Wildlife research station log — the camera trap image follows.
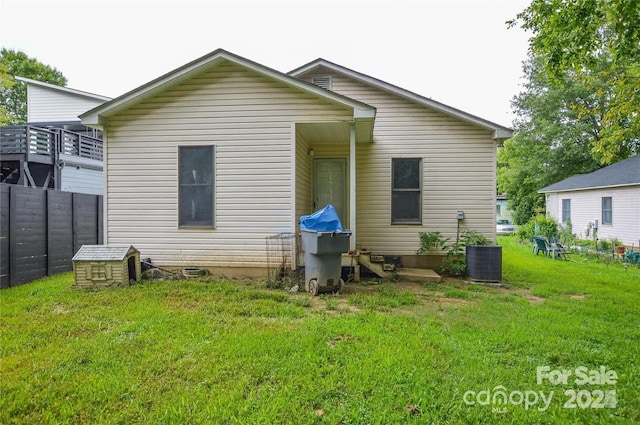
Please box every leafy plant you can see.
[460,229,491,246]
[415,231,450,255]
[559,218,575,245]
[598,239,612,252]
[416,228,491,276]
[440,250,466,276]
[609,237,623,249]
[515,214,559,243]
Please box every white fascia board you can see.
[80,55,228,123]
[290,60,512,136]
[354,107,376,120]
[15,76,112,101]
[538,183,640,194]
[80,49,375,126]
[493,128,513,140]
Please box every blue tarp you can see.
[299,204,344,232]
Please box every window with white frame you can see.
[179,146,215,227]
[562,199,571,223]
[601,196,612,225]
[391,158,422,224]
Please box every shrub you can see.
[515,214,559,242]
[416,228,491,276]
[416,231,449,254]
[460,229,491,246]
[559,219,575,245]
[598,239,612,252]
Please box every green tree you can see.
[0,59,14,126]
[498,57,601,224]
[0,49,67,124]
[510,0,640,164]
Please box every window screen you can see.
[179,146,214,227]
[391,158,421,224]
[601,196,612,225]
[562,199,571,223]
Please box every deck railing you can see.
[57,129,103,161]
[0,125,56,156]
[0,125,103,161]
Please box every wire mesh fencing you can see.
[265,232,301,289]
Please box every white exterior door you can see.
[314,158,347,226]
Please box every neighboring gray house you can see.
[80,49,512,276]
[539,155,640,247]
[0,77,110,195]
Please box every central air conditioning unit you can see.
[466,245,502,283]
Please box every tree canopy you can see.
[500,1,639,224]
[498,57,602,224]
[510,0,640,164]
[0,49,67,125]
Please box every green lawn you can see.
[1,237,638,424]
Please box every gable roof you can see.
[289,58,513,140]
[16,76,112,102]
[72,245,139,261]
[80,49,376,128]
[539,155,640,193]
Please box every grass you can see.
[1,237,639,424]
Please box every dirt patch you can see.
[525,295,545,305]
[435,296,474,307]
[51,303,73,314]
[569,294,588,300]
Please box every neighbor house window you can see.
[179,146,215,227]
[391,158,422,224]
[496,204,502,215]
[562,199,571,223]
[601,196,612,225]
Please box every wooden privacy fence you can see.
[0,183,103,288]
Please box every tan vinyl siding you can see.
[302,71,497,255]
[27,84,106,123]
[294,132,312,228]
[105,61,353,268]
[545,187,640,246]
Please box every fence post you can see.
[0,184,103,288]
[8,185,16,287]
[72,192,79,255]
[47,189,53,276]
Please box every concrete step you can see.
[396,268,441,283]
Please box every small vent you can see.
[311,76,332,90]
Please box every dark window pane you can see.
[180,146,213,184]
[562,199,571,223]
[393,158,420,189]
[179,146,214,227]
[601,197,612,224]
[179,186,213,226]
[392,192,420,222]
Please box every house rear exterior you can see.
[539,155,640,247]
[80,49,511,275]
[0,77,110,195]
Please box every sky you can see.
[1,0,532,127]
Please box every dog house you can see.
[72,245,141,288]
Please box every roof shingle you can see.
[539,155,640,193]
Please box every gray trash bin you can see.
[301,229,351,295]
